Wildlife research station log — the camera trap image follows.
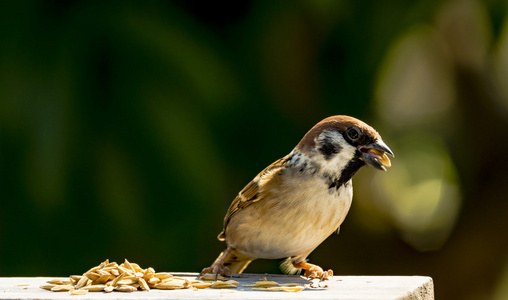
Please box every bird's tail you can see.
[213,246,253,274]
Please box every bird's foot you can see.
[293,261,333,281]
[199,264,231,280]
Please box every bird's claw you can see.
[293,261,333,281]
[311,268,333,281]
[305,266,333,280]
[199,265,231,280]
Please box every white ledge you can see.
[0,273,434,300]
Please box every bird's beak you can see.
[359,140,394,171]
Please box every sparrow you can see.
[200,115,393,280]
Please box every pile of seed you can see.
[39,259,239,295]
[40,259,307,295]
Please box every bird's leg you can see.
[199,246,233,279]
[293,261,333,280]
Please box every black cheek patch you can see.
[319,138,341,160]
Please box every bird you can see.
[200,115,393,280]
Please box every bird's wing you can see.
[218,157,287,241]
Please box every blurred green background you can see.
[1,0,508,299]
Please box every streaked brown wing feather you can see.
[218,157,286,241]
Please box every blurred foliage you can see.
[0,1,507,299]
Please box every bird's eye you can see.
[347,128,360,140]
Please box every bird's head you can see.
[295,116,393,181]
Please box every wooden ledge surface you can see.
[0,273,434,300]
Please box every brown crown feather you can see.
[296,115,381,153]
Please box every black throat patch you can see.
[327,159,365,190]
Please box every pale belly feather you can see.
[226,175,353,259]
